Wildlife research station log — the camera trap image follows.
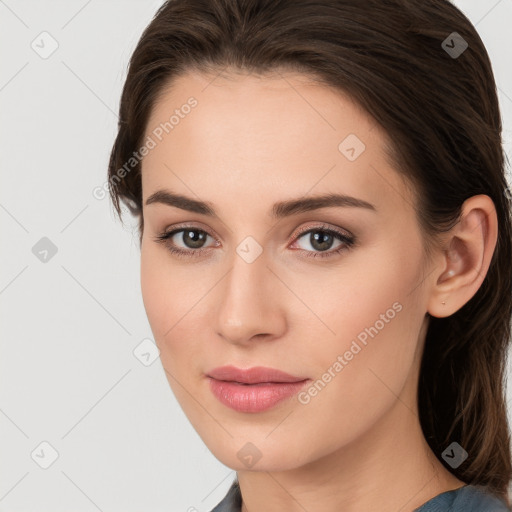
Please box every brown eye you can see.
[174,229,209,249]
[298,230,338,252]
[291,224,355,260]
[154,226,217,258]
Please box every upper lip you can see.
[207,365,308,384]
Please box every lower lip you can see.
[208,377,310,413]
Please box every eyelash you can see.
[153,223,356,260]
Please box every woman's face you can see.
[140,69,435,471]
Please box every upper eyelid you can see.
[293,223,353,238]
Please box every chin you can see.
[200,432,314,473]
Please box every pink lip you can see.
[206,365,310,413]
[207,365,307,384]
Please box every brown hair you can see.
[107,0,512,504]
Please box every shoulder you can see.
[208,480,242,512]
[453,485,511,512]
[207,481,511,512]
[416,484,511,512]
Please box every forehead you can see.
[145,68,380,147]
[141,69,414,219]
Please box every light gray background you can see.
[1,1,511,511]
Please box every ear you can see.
[427,194,498,318]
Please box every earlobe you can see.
[426,195,498,319]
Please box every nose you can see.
[214,250,287,346]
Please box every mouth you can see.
[206,366,311,413]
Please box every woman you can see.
[107,0,512,510]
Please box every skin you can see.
[139,68,497,512]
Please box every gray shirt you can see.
[209,481,511,512]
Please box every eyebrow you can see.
[145,189,377,219]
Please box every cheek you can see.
[299,232,421,346]
[296,235,426,424]
[140,244,168,337]
[140,240,192,331]
[140,243,189,356]
[140,243,207,374]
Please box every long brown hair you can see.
[107,0,512,504]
